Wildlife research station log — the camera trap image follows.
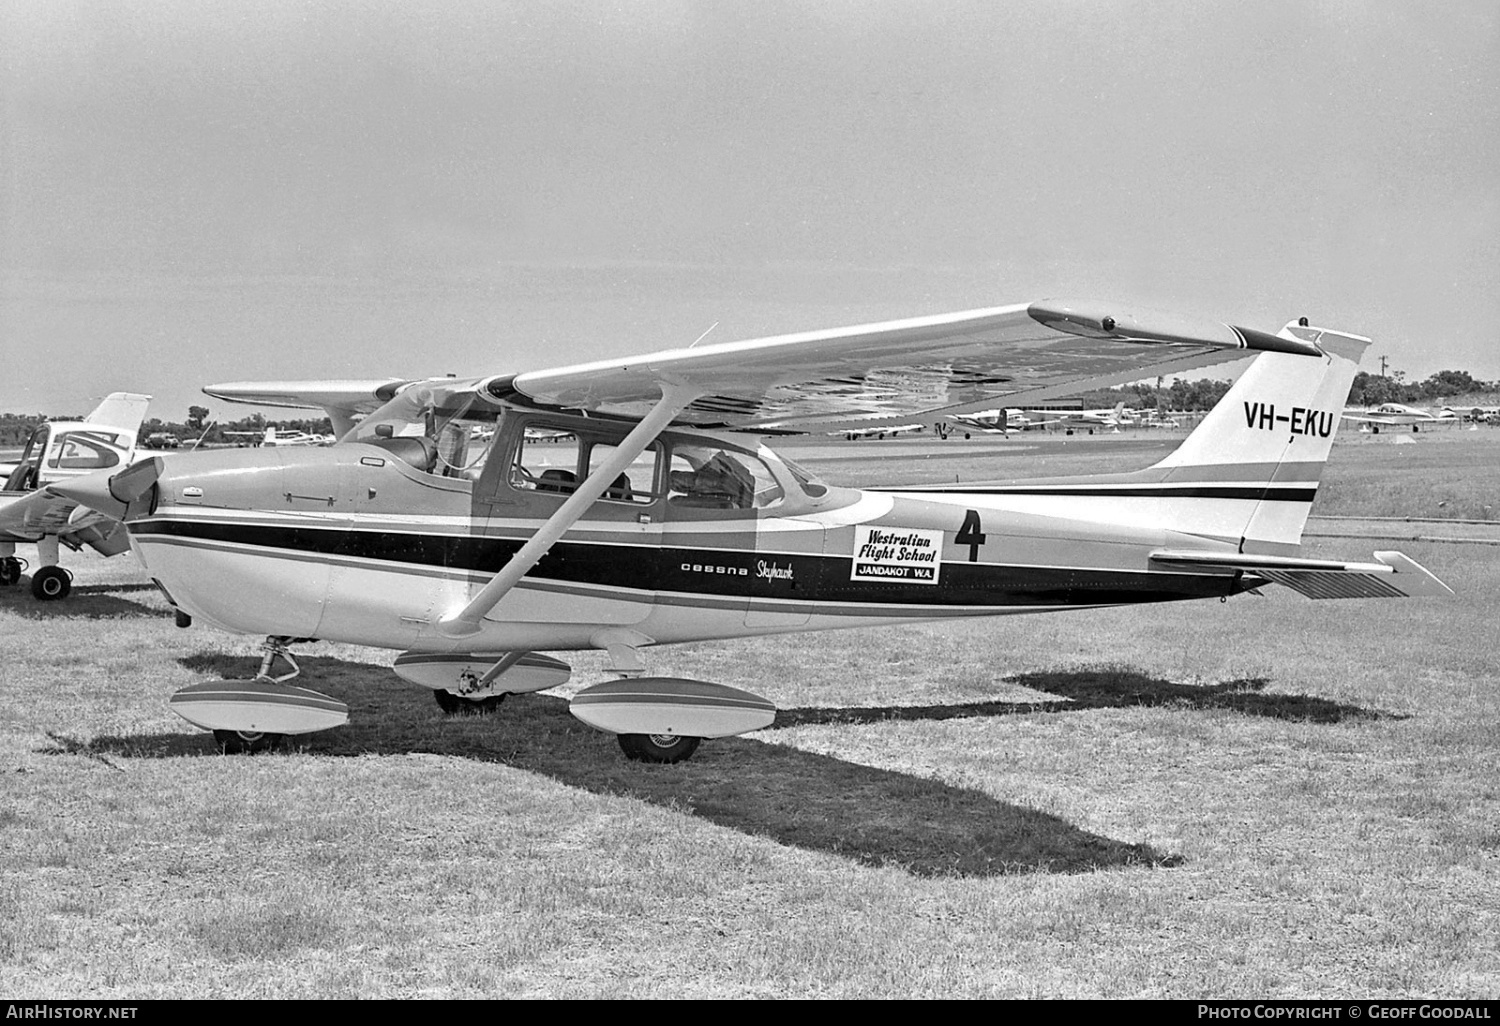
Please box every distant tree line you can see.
[4,366,1499,448]
[1071,368,1500,413]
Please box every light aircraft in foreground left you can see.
[0,392,152,600]
[57,301,1452,759]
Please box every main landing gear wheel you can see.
[433,689,507,715]
[617,733,701,764]
[212,729,285,755]
[30,566,71,601]
[0,557,24,587]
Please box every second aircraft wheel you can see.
[30,566,71,601]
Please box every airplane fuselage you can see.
[128,421,1254,655]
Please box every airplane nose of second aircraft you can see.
[50,456,164,522]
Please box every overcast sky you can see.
[3,0,1497,419]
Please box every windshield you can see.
[774,452,829,498]
[348,380,500,477]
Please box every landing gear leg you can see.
[432,650,527,715]
[255,636,304,684]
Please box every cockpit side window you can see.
[509,428,582,494]
[667,445,784,510]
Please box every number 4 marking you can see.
[956,509,987,562]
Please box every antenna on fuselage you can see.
[688,322,719,349]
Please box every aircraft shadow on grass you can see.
[771,668,1403,728]
[50,655,1393,879]
[0,583,163,620]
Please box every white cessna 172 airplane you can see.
[56,301,1451,759]
[1,392,152,600]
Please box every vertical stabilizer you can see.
[84,392,153,436]
[1153,322,1369,553]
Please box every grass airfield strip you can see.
[1,435,1498,998]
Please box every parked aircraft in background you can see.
[0,392,152,600]
[1340,403,1460,432]
[840,423,925,441]
[953,402,1135,436]
[58,301,1450,760]
[262,427,332,447]
[945,408,1060,436]
[216,427,333,447]
[1048,401,1133,430]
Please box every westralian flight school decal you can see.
[851,526,943,584]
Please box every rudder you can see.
[1152,322,1369,554]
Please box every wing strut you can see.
[438,385,698,638]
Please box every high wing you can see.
[201,379,413,438]
[495,299,1322,431]
[202,300,1325,435]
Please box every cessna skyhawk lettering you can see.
[56,300,1451,760]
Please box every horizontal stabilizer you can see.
[1150,549,1453,599]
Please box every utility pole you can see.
[1378,355,1389,378]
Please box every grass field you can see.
[1,434,1497,998]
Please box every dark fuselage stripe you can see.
[132,516,1249,609]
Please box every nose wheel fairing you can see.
[169,679,349,737]
[169,638,348,746]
